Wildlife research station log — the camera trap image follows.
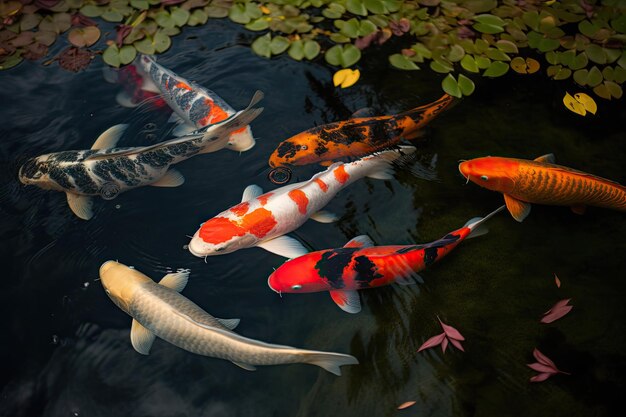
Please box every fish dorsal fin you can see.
[503,194,531,222]
[534,153,556,164]
[232,361,257,371]
[168,112,185,125]
[241,184,263,202]
[66,193,93,220]
[91,124,128,150]
[329,290,361,314]
[215,317,240,330]
[130,319,156,355]
[344,235,374,248]
[158,271,190,292]
[310,210,338,223]
[257,235,308,258]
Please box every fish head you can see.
[267,253,331,294]
[18,156,62,191]
[269,134,319,168]
[99,260,151,313]
[458,157,517,193]
[187,217,259,257]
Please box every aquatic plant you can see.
[1,0,625,101]
[527,348,570,382]
[417,316,465,353]
[540,297,573,323]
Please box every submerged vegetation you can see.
[1,0,625,100]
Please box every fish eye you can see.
[215,247,225,252]
[291,284,302,290]
[105,289,111,295]
[300,145,307,150]
[480,175,489,181]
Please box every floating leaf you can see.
[458,74,475,96]
[604,81,623,99]
[288,40,304,61]
[103,44,121,67]
[389,53,419,70]
[438,317,465,341]
[563,92,586,116]
[442,74,461,98]
[346,0,367,16]
[496,39,518,54]
[554,273,561,288]
[270,36,290,55]
[528,348,570,382]
[58,46,93,72]
[541,298,573,323]
[574,93,597,114]
[0,54,23,70]
[68,26,100,48]
[510,57,540,74]
[325,44,361,68]
[154,31,171,53]
[430,60,453,73]
[397,401,416,410]
[461,55,479,73]
[587,66,603,87]
[417,332,445,352]
[251,33,271,58]
[483,61,508,77]
[303,40,320,60]
[333,68,360,88]
[39,13,71,34]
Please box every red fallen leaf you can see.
[401,48,416,57]
[449,338,465,352]
[533,348,556,368]
[397,401,416,410]
[22,42,48,60]
[71,13,97,27]
[437,317,465,341]
[554,273,561,288]
[441,336,449,353]
[541,299,573,324]
[57,46,93,72]
[527,362,558,373]
[355,33,376,50]
[116,24,132,47]
[528,348,570,383]
[530,372,553,382]
[417,332,445,352]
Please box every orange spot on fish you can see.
[258,193,273,206]
[199,217,245,244]
[198,99,230,127]
[230,202,250,217]
[314,178,328,192]
[239,208,277,238]
[334,165,350,184]
[176,82,192,91]
[288,189,309,214]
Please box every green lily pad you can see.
[34,31,56,47]
[587,66,603,87]
[303,40,320,60]
[330,33,351,43]
[447,44,465,62]
[537,38,560,52]
[461,55,479,73]
[611,14,626,34]
[496,40,518,54]
[325,44,361,68]
[578,20,599,38]
[80,5,104,18]
[154,31,171,53]
[130,0,149,10]
[103,45,122,68]
[0,54,23,70]
[364,0,386,14]
[442,74,461,98]
[474,14,506,27]
[602,66,614,82]
[585,44,606,64]
[288,40,304,61]
[102,10,124,23]
[20,13,42,31]
[346,0,368,16]
[483,61,509,77]
[613,66,626,83]
[188,9,209,27]
[473,22,504,34]
[252,33,271,58]
[171,7,190,27]
[570,52,588,70]
[486,48,510,61]
[119,45,136,65]
[39,13,71,34]
[430,59,453,73]
[389,53,419,70]
[134,37,155,55]
[270,36,290,55]
[458,73,475,96]
[475,55,491,69]
[573,69,589,86]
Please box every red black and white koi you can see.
[187,146,417,259]
[267,206,504,313]
[18,92,263,220]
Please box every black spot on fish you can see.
[396,245,424,254]
[314,248,359,289]
[276,141,298,160]
[423,247,439,266]
[353,255,382,288]
[51,151,83,162]
[137,149,174,168]
[422,233,461,266]
[65,165,98,194]
[48,166,73,190]
[167,141,201,157]
[19,159,42,178]
[315,142,328,156]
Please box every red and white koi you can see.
[187,146,416,259]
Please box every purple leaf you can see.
[527,362,558,374]
[355,33,375,50]
[417,332,445,352]
[441,337,449,353]
[532,348,557,368]
[437,317,465,341]
[530,372,553,382]
[541,299,573,324]
[449,338,465,352]
[116,24,132,47]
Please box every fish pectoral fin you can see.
[395,274,421,286]
[571,205,587,215]
[343,235,374,248]
[503,194,531,222]
[131,319,156,355]
[172,123,198,137]
[257,236,308,259]
[158,270,190,292]
[231,361,257,371]
[329,290,361,314]
[91,124,129,150]
[534,153,556,164]
[150,169,185,187]
[167,112,185,125]
[241,184,263,202]
[66,193,94,220]
[310,210,339,223]
[115,91,139,108]
[216,317,240,330]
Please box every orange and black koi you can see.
[267,206,503,313]
[459,154,626,222]
[268,94,455,168]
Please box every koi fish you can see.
[99,261,358,375]
[458,154,626,222]
[135,55,256,152]
[103,64,167,109]
[188,146,416,259]
[268,94,454,168]
[267,206,504,313]
[18,92,263,220]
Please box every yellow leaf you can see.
[333,68,360,88]
[526,58,540,74]
[563,92,586,116]
[261,6,270,14]
[544,0,557,5]
[574,93,597,115]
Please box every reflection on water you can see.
[1,19,625,417]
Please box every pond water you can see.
[1,19,625,417]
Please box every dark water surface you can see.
[1,20,625,417]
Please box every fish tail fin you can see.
[362,146,417,180]
[196,91,264,154]
[464,205,506,239]
[303,351,359,376]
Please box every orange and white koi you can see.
[188,146,416,259]
[134,55,256,152]
[459,154,626,222]
[268,94,455,168]
[267,206,504,313]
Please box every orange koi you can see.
[268,94,455,168]
[459,154,626,222]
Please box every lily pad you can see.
[442,74,461,98]
[483,61,509,77]
[389,53,419,70]
[458,74,475,96]
[288,40,304,61]
[325,44,361,68]
[0,54,23,71]
[270,36,290,55]
[252,33,271,58]
[346,0,368,16]
[188,9,209,26]
[303,40,320,60]
[68,26,101,48]
[39,13,71,34]
[461,55,479,73]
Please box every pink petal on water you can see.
[530,372,553,382]
[541,305,573,324]
[441,337,449,353]
[449,338,465,352]
[417,333,446,352]
[527,362,558,373]
[532,348,557,368]
[437,317,465,341]
[397,401,416,410]
[554,273,561,288]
